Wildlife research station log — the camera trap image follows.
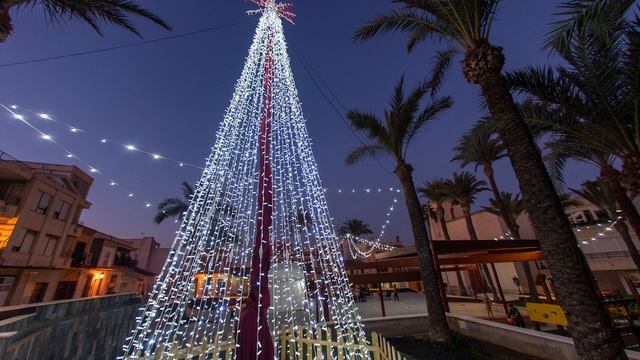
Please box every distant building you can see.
[0,153,93,305]
[71,226,168,299]
[0,152,169,306]
[421,198,640,297]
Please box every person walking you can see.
[507,303,526,328]
[484,294,494,320]
[393,285,400,301]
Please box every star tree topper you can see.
[248,0,296,24]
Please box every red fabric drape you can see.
[236,31,275,360]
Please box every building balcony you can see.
[113,256,138,269]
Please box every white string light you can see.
[1,103,158,210]
[0,99,204,170]
[121,4,368,359]
[577,216,622,245]
[342,197,400,259]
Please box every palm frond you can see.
[28,0,170,37]
[545,0,635,54]
[570,179,618,217]
[406,95,453,150]
[353,8,460,47]
[426,47,458,96]
[346,110,390,146]
[445,171,488,206]
[345,144,388,165]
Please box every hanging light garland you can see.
[342,197,400,259]
[120,2,369,358]
[577,215,623,245]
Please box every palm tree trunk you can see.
[510,227,540,303]
[439,205,468,296]
[465,41,625,359]
[521,261,539,302]
[437,205,451,241]
[395,162,450,342]
[462,205,478,240]
[614,221,640,271]
[483,164,518,236]
[463,204,498,299]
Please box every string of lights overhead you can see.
[577,216,622,245]
[342,197,400,259]
[0,100,403,214]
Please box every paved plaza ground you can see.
[356,292,508,320]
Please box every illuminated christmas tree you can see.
[122,1,369,359]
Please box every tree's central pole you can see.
[236,28,275,360]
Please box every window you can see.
[102,250,111,267]
[30,190,52,214]
[54,201,71,221]
[4,183,23,205]
[29,282,48,303]
[41,235,59,256]
[0,277,15,306]
[12,230,37,253]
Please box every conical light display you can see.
[122,2,369,359]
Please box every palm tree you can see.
[444,172,487,240]
[444,171,498,299]
[418,179,452,240]
[507,2,640,258]
[452,124,519,235]
[483,192,524,238]
[0,0,170,42]
[483,192,539,302]
[571,180,640,271]
[345,74,453,342]
[154,181,193,224]
[353,3,622,356]
[338,218,373,237]
[419,178,468,297]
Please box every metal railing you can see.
[584,251,631,259]
[0,150,35,173]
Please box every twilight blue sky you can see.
[0,1,596,246]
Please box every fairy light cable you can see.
[122,3,369,358]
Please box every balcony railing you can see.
[0,150,35,172]
[584,251,631,259]
[113,256,138,268]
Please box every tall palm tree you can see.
[444,171,498,299]
[418,179,452,240]
[419,178,468,297]
[353,3,623,357]
[444,172,487,240]
[154,181,193,224]
[354,0,625,359]
[345,74,453,342]
[483,191,539,302]
[452,124,518,235]
[571,180,640,271]
[338,218,373,237]
[0,0,169,42]
[507,1,640,255]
